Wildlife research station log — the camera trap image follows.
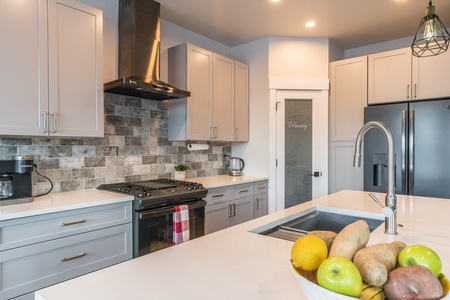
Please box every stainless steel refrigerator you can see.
[363,98,450,199]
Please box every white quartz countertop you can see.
[0,189,133,221]
[35,190,450,300]
[0,175,267,221]
[192,174,269,188]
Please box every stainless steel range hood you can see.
[104,0,190,100]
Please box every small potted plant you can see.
[173,164,188,181]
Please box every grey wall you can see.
[0,93,231,195]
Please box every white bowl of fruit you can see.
[290,220,449,299]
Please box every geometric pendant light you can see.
[411,1,450,57]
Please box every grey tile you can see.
[1,138,32,145]
[85,157,105,167]
[73,168,95,179]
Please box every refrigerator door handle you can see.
[401,110,407,195]
[409,109,415,195]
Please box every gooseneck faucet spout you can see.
[353,121,398,235]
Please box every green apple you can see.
[398,245,442,277]
[317,257,363,297]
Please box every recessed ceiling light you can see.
[271,0,281,2]
[305,22,316,28]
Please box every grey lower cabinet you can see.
[254,181,268,219]
[0,201,133,300]
[205,180,268,234]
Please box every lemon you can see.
[290,235,328,271]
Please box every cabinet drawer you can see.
[205,187,230,203]
[0,202,132,251]
[254,181,268,195]
[232,184,253,199]
[0,224,132,300]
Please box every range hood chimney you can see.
[104,0,190,100]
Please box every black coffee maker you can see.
[0,155,34,206]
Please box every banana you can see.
[360,283,385,300]
[438,273,449,296]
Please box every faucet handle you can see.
[368,192,394,218]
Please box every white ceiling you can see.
[158,0,450,50]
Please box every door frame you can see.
[268,78,329,212]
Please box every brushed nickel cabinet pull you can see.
[212,194,224,198]
[42,111,48,132]
[60,219,86,226]
[255,198,260,210]
[238,189,249,193]
[258,186,266,190]
[51,112,57,133]
[61,252,87,262]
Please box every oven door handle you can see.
[138,200,206,219]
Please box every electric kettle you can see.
[224,155,245,176]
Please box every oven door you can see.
[133,199,206,257]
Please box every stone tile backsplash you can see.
[0,93,231,195]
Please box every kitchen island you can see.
[35,190,450,300]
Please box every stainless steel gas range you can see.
[98,179,208,257]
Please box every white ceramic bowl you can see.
[290,265,357,300]
[290,264,450,300]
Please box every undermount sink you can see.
[259,210,384,242]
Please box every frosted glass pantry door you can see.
[276,90,328,209]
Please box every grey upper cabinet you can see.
[168,43,248,142]
[0,0,104,137]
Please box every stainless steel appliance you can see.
[98,179,207,257]
[363,98,450,199]
[0,156,34,205]
[224,155,245,176]
[104,0,190,100]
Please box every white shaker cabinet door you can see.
[412,49,450,101]
[186,44,213,140]
[368,48,411,104]
[212,53,234,141]
[234,61,249,141]
[48,0,104,137]
[0,0,48,136]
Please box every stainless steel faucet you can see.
[353,121,398,235]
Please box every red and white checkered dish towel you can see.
[173,205,190,245]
